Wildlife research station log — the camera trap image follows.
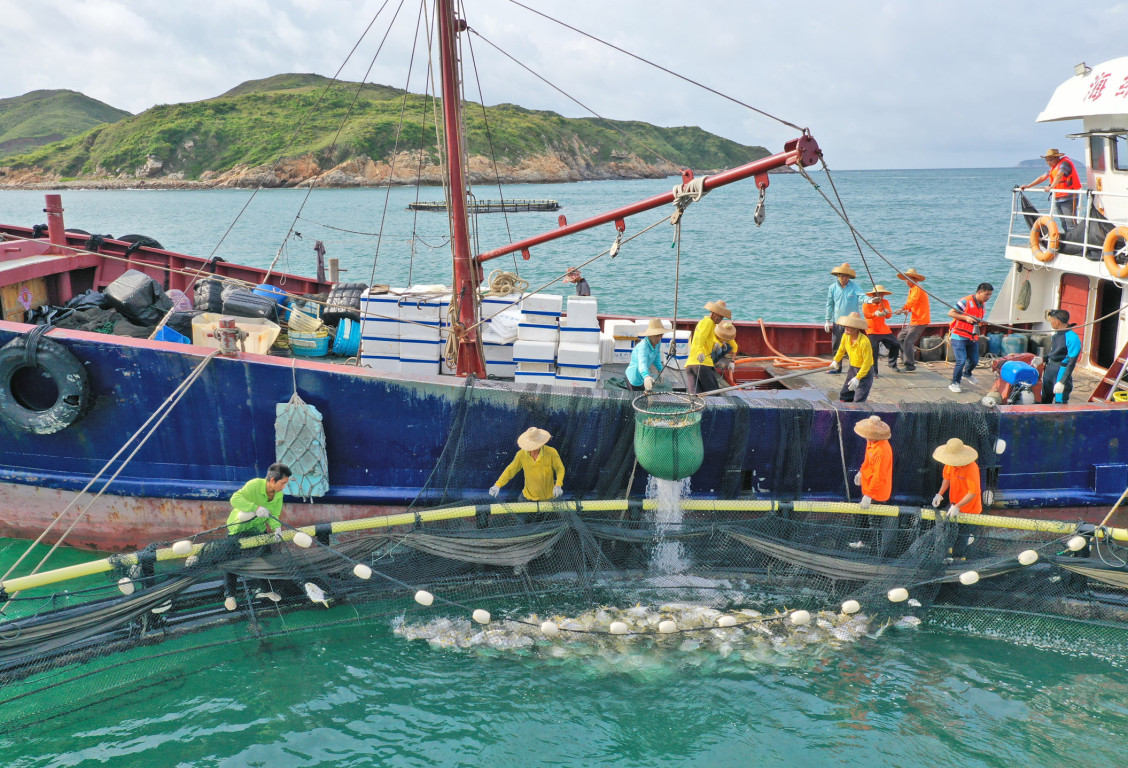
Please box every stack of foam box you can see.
[604,318,643,364]
[661,327,692,370]
[398,291,446,376]
[359,288,403,373]
[480,292,524,378]
[556,297,601,388]
[514,294,562,385]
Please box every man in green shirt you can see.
[489,428,565,501]
[223,463,291,611]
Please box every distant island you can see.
[0,74,770,189]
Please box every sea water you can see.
[4,170,1127,767]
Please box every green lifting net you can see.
[631,393,705,481]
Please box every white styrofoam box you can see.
[360,288,403,319]
[361,317,400,340]
[400,358,440,376]
[556,341,601,368]
[563,296,598,328]
[555,369,599,387]
[483,341,514,364]
[400,320,441,341]
[600,332,615,365]
[360,338,398,358]
[361,355,401,374]
[513,339,557,364]
[519,293,563,318]
[486,361,517,378]
[400,339,443,364]
[517,323,559,343]
[397,295,445,321]
[515,370,558,386]
[603,318,642,339]
[517,362,554,374]
[481,292,525,318]
[612,346,636,364]
[559,326,599,345]
[557,364,600,378]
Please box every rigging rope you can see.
[485,270,529,296]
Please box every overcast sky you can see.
[2,0,1126,169]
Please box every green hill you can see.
[3,74,768,182]
[0,90,130,159]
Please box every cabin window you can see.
[1090,136,1107,172]
[1113,135,1128,172]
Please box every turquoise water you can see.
[7,171,1127,767]
[0,168,1030,322]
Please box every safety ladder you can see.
[1090,340,1128,401]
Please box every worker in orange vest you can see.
[852,415,893,509]
[931,438,982,518]
[946,282,994,394]
[894,268,929,372]
[1020,148,1081,229]
[862,284,901,375]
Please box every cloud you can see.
[2,0,1126,169]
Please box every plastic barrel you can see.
[1001,334,1027,356]
[333,318,361,357]
[253,283,288,306]
[987,333,1004,356]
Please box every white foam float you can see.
[353,564,372,579]
[171,540,193,556]
[472,609,491,625]
[888,587,909,603]
[541,621,559,636]
[959,570,980,585]
[292,531,313,548]
[117,577,135,595]
[790,610,811,626]
[1018,550,1039,566]
[841,600,861,615]
[717,615,737,627]
[1067,536,1087,552]
[609,621,629,635]
[414,590,434,606]
[658,620,677,634]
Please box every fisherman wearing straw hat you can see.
[686,299,732,394]
[563,267,591,296]
[490,427,565,501]
[853,416,893,509]
[626,318,667,392]
[1020,148,1081,229]
[894,268,930,372]
[863,284,901,375]
[824,263,863,365]
[931,438,982,518]
[711,319,739,388]
[829,312,874,402]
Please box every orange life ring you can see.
[1102,226,1128,279]
[1029,216,1060,263]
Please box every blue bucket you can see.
[152,325,190,344]
[253,283,288,307]
[333,318,361,357]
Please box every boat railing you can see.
[1007,186,1125,260]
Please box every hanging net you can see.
[0,379,1125,732]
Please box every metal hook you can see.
[753,186,767,227]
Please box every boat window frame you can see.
[1113,135,1128,172]
[1090,135,1108,173]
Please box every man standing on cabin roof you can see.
[824,263,863,369]
[1020,148,1081,230]
[829,312,874,403]
[946,282,994,394]
[931,438,982,518]
[686,300,731,395]
[853,415,893,510]
[894,268,929,372]
[490,427,565,501]
[564,267,591,296]
[1043,308,1082,404]
[863,284,901,375]
[223,462,291,611]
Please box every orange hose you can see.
[733,319,828,371]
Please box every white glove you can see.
[859,495,872,510]
[643,376,654,392]
[829,360,841,373]
[824,322,832,333]
[932,493,944,508]
[853,471,862,486]
[489,485,500,498]
[255,506,272,519]
[1053,381,1065,394]
[847,377,860,391]
[946,504,961,520]
[553,486,563,498]
[272,530,283,543]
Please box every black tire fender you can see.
[0,336,91,435]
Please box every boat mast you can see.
[438,0,486,377]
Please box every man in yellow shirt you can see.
[489,427,565,501]
[223,462,291,611]
[829,312,874,402]
[686,299,732,395]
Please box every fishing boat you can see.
[0,4,1127,554]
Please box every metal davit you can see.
[631,393,705,481]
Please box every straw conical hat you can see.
[1042,148,1063,159]
[853,415,891,441]
[714,320,737,341]
[866,284,893,297]
[932,438,978,467]
[897,268,926,282]
[642,318,667,338]
[830,263,857,278]
[704,300,732,319]
[836,312,868,331]
[517,427,552,451]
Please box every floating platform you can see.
[408,199,560,213]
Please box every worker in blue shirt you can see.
[824,263,863,371]
[1043,309,1082,404]
[625,318,667,391]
